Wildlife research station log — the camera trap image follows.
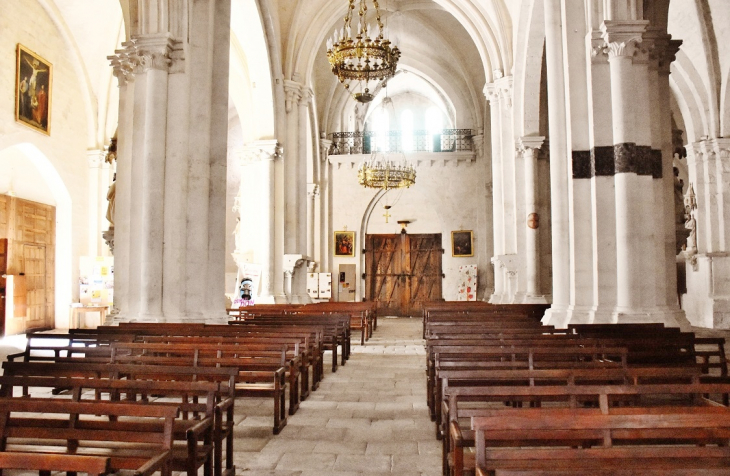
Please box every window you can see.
[401,110,413,152]
[425,107,443,151]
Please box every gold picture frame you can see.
[452,230,473,257]
[16,44,52,135]
[334,231,356,257]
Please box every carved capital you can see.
[589,30,609,64]
[517,136,545,157]
[283,80,303,113]
[483,83,500,105]
[600,20,649,60]
[647,33,682,75]
[320,139,333,162]
[236,140,282,166]
[87,150,106,168]
[299,87,314,108]
[472,135,485,159]
[108,35,180,82]
[495,76,513,109]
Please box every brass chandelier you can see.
[357,151,416,189]
[326,0,401,103]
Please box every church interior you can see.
[2,0,730,475]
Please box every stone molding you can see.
[600,20,649,59]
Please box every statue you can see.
[106,174,116,227]
[673,167,685,225]
[684,183,698,253]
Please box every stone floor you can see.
[232,316,441,476]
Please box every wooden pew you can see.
[0,452,110,476]
[0,398,179,476]
[1,361,239,476]
[471,406,730,476]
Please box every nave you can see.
[232,317,440,476]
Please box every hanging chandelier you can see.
[326,0,401,103]
[357,151,416,189]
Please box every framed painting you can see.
[15,44,52,135]
[452,230,473,257]
[334,231,356,257]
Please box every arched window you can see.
[425,107,443,151]
[401,110,413,152]
[376,108,390,152]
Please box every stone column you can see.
[235,140,280,303]
[307,183,319,262]
[542,0,572,326]
[109,0,231,322]
[602,20,661,319]
[586,31,618,323]
[485,84,505,303]
[319,139,332,273]
[518,136,547,302]
[283,80,302,254]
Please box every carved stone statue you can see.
[106,174,116,227]
[684,183,698,253]
[673,167,685,225]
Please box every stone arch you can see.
[0,139,73,329]
[671,51,713,142]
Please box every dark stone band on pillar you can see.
[614,143,661,176]
[592,146,615,176]
[650,149,663,178]
[614,143,637,174]
[572,150,591,179]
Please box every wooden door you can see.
[0,239,6,335]
[365,235,404,316]
[404,234,443,316]
[23,244,47,331]
[365,233,443,316]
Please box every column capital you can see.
[600,20,649,59]
[495,75,513,109]
[472,134,485,159]
[108,34,181,83]
[710,138,730,160]
[589,30,609,64]
[235,140,282,166]
[517,136,545,155]
[87,149,106,168]
[320,139,333,162]
[283,80,303,113]
[483,83,500,105]
[299,87,314,108]
[646,32,682,75]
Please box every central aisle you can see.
[234,317,441,476]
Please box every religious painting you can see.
[334,231,356,257]
[452,230,473,257]
[15,44,52,135]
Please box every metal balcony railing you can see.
[327,129,474,155]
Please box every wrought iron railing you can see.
[327,129,474,155]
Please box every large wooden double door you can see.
[365,233,443,317]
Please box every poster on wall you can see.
[79,256,114,306]
[456,264,477,301]
[233,262,262,308]
[15,44,52,135]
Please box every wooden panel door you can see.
[23,244,47,331]
[366,233,442,316]
[404,234,443,316]
[365,235,404,316]
[0,239,6,335]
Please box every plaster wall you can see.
[330,154,490,303]
[0,0,92,328]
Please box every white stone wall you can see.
[0,0,94,328]
[330,154,490,302]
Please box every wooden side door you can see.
[404,234,443,316]
[0,239,6,335]
[23,244,47,331]
[365,234,404,316]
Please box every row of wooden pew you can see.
[0,310,358,476]
[422,302,730,476]
[228,301,377,345]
